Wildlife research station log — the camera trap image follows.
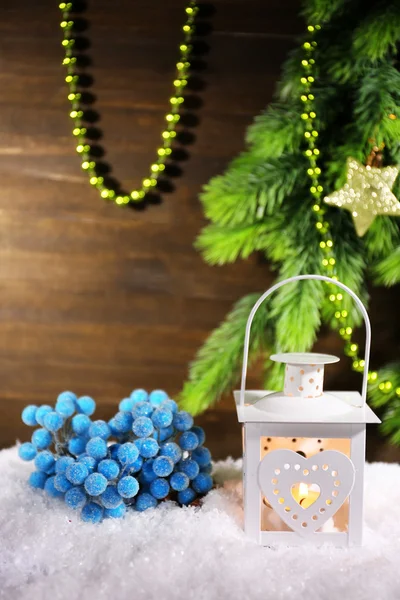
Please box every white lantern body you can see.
[234,275,380,547]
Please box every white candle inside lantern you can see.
[270,352,340,399]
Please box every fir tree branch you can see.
[368,363,400,445]
[179,293,272,415]
[353,5,400,62]
[200,154,307,228]
[373,245,400,286]
[196,221,286,266]
[246,104,304,159]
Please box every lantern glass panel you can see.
[260,436,350,533]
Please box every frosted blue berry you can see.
[18,442,37,461]
[72,414,91,436]
[132,402,153,418]
[28,470,48,489]
[114,411,133,433]
[150,477,170,499]
[192,473,213,494]
[54,474,73,493]
[100,485,122,509]
[179,431,199,451]
[159,425,174,442]
[170,472,190,492]
[117,442,139,466]
[65,486,87,510]
[153,456,174,477]
[43,411,64,432]
[57,391,77,404]
[130,388,148,403]
[31,428,53,450]
[104,504,126,519]
[21,405,38,426]
[192,446,211,467]
[173,411,193,432]
[81,502,103,523]
[86,437,108,460]
[161,398,178,414]
[137,438,159,458]
[34,451,55,472]
[68,436,88,456]
[88,420,111,440]
[118,476,139,498]
[78,455,97,473]
[152,407,173,429]
[66,462,89,485]
[119,397,135,412]
[177,487,197,505]
[109,443,121,460]
[76,396,96,416]
[149,389,169,407]
[55,456,75,474]
[132,416,153,438]
[44,476,64,498]
[108,418,120,436]
[84,473,108,496]
[178,459,199,480]
[129,455,143,473]
[98,459,120,480]
[140,459,157,483]
[135,492,158,511]
[190,426,206,445]
[35,405,53,426]
[55,397,75,418]
[160,442,182,464]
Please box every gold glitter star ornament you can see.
[323,157,400,236]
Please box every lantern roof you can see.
[233,389,381,424]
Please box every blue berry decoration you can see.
[117,442,139,467]
[150,477,170,499]
[32,428,53,450]
[65,486,87,510]
[21,405,38,426]
[43,411,64,432]
[170,472,189,492]
[135,492,158,512]
[117,476,139,498]
[173,411,194,432]
[86,437,108,460]
[66,462,89,485]
[84,473,108,496]
[153,456,174,477]
[81,502,103,524]
[19,388,213,523]
[72,414,91,436]
[18,442,37,461]
[132,416,154,437]
[98,459,120,480]
[76,396,96,416]
[100,485,122,509]
[179,431,199,451]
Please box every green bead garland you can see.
[59,1,198,205]
[300,24,399,399]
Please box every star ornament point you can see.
[323,157,400,236]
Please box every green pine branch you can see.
[179,293,271,415]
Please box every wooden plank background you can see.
[1,0,399,460]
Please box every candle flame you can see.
[299,482,309,497]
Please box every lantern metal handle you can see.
[239,274,371,408]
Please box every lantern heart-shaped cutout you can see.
[291,482,320,508]
[258,449,355,537]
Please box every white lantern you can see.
[234,274,380,547]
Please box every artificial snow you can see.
[1,446,399,600]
